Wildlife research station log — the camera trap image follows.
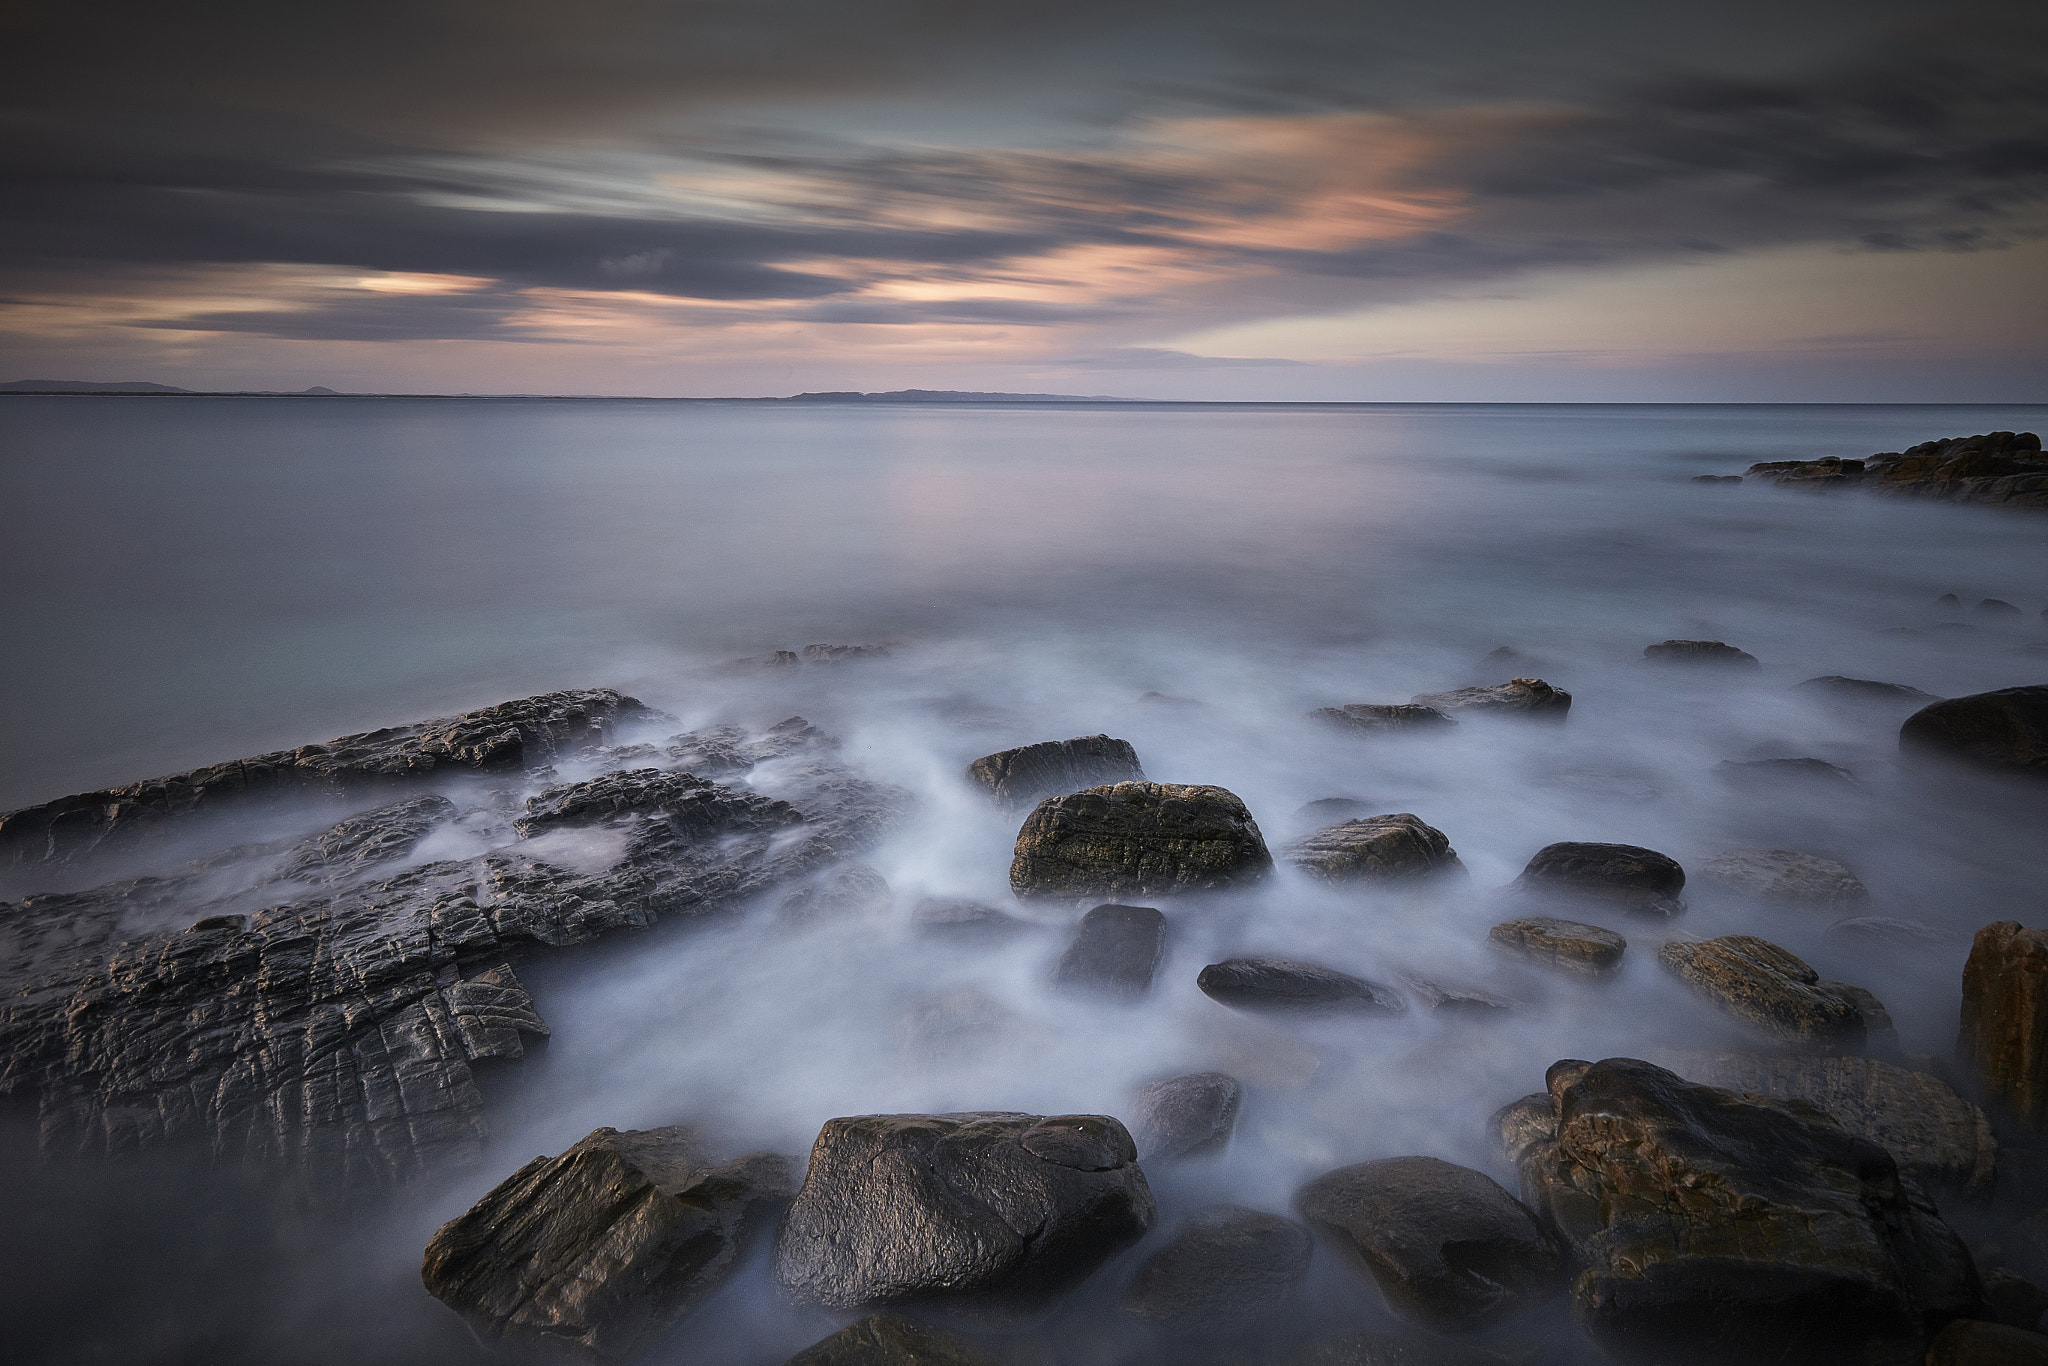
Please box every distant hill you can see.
[784,388,1130,402]
[1,380,343,395]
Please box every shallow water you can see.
[3,397,2047,1364]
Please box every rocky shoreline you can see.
[1720,429,2048,511]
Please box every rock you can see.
[1053,904,1166,999]
[421,1125,792,1363]
[666,716,837,775]
[1644,639,1762,667]
[1281,1333,1512,1366]
[1657,935,1874,1048]
[1510,841,1686,918]
[1654,1050,1997,1200]
[1940,594,1966,609]
[780,1314,999,1366]
[1131,1072,1242,1161]
[803,642,892,663]
[0,688,660,866]
[1745,455,1868,490]
[1499,1057,1980,1366]
[1294,797,1378,823]
[1698,848,1868,911]
[1902,687,2048,775]
[1959,922,2048,1132]
[965,735,1145,808]
[1284,814,1463,883]
[1717,756,1858,785]
[1119,1205,1312,1332]
[1796,676,1941,704]
[1295,1155,1564,1331]
[1309,704,1456,735]
[1410,677,1571,721]
[780,865,892,925]
[1487,917,1627,977]
[1981,600,2026,617]
[1825,915,1952,956]
[1986,1270,2048,1332]
[516,767,802,838]
[1865,431,2048,509]
[1693,474,1743,485]
[278,794,456,883]
[1197,957,1406,1014]
[772,1112,1154,1325]
[1009,782,1272,901]
[1399,974,1517,1015]
[1926,1320,2048,1365]
[912,898,1030,943]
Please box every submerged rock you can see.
[911,898,1030,943]
[1131,1072,1242,1161]
[1902,687,2048,775]
[779,864,892,925]
[1119,1205,1313,1332]
[1487,917,1627,977]
[1410,677,1571,721]
[1284,814,1463,883]
[1825,915,1952,956]
[1717,756,1858,786]
[1657,935,1874,1048]
[780,1314,998,1366]
[772,1112,1154,1325]
[965,735,1144,808]
[1399,974,1517,1015]
[421,1126,791,1363]
[1698,848,1868,911]
[279,793,456,883]
[1797,676,1941,704]
[1009,782,1271,900]
[1052,904,1167,999]
[1644,639,1762,667]
[1510,841,1686,918]
[1309,704,1456,735]
[1197,957,1406,1014]
[1960,922,2048,1132]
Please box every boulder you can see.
[1197,958,1406,1015]
[965,735,1144,808]
[1745,456,1868,490]
[1410,678,1571,721]
[911,898,1030,943]
[1925,1320,2048,1365]
[1698,848,1868,911]
[780,1315,998,1366]
[1865,431,2048,508]
[421,1126,792,1363]
[1983,599,2027,617]
[1959,922,2048,1131]
[1118,1205,1313,1332]
[1131,1072,1242,1161]
[1902,687,2048,775]
[1009,782,1272,901]
[1644,640,1762,667]
[1399,975,1517,1015]
[772,1112,1154,1325]
[1825,915,1951,956]
[1487,917,1627,977]
[1657,935,1875,1048]
[1986,1270,2048,1332]
[1309,704,1456,735]
[1498,1057,1980,1366]
[1052,904,1167,999]
[1797,676,1941,704]
[1295,1156,1564,1331]
[1284,814,1463,883]
[1281,1334,1511,1366]
[1510,841,1686,918]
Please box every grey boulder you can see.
[1052,903,1167,999]
[1197,957,1406,1014]
[1902,686,2048,775]
[1410,677,1571,721]
[1698,848,1868,911]
[1009,781,1272,901]
[1644,639,1761,667]
[1510,841,1686,919]
[965,735,1144,808]
[1284,814,1464,882]
[1131,1072,1242,1161]
[1119,1204,1313,1332]
[1309,704,1456,735]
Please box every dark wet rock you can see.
[803,642,893,663]
[1296,1155,1564,1331]
[664,716,837,776]
[1644,639,1762,667]
[1410,677,1571,721]
[1655,1050,1998,1200]
[779,864,892,925]
[1745,455,1868,490]
[0,688,659,867]
[1131,1072,1242,1161]
[1986,1270,2048,1332]
[1903,687,2048,776]
[1693,474,1743,485]
[1717,756,1858,785]
[1698,848,1868,911]
[1399,974,1516,1015]
[1119,1204,1312,1332]
[1926,1320,2048,1365]
[1281,1332,1512,1366]
[965,735,1145,808]
[1285,814,1463,883]
[1009,782,1271,901]
[1309,704,1456,735]
[1053,904,1166,999]
[1960,922,2048,1132]
[1825,915,1952,955]
[1658,935,1874,1049]
[1510,841,1686,918]
[1981,599,2026,617]
[1865,431,2048,509]
[1796,676,1941,704]
[421,1125,791,1363]
[717,648,803,673]
[1137,689,1200,707]
[781,1314,999,1366]
[911,898,1030,943]
[517,767,804,838]
[1940,593,1966,609]
[1198,957,1406,1015]
[1498,1056,1980,1366]
[1294,797,1378,824]
[772,1112,1154,1325]
[278,793,457,882]
[1488,917,1626,977]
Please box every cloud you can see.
[1053,348,1309,368]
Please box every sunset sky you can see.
[3,0,2043,400]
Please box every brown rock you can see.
[1959,922,2048,1132]
[1657,935,1873,1048]
[1487,917,1626,977]
[1644,639,1762,667]
[1903,688,2048,775]
[1410,677,1571,721]
[1283,814,1464,882]
[1009,782,1271,900]
[1698,848,1868,911]
[964,735,1144,808]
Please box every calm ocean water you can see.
[3,396,2047,1364]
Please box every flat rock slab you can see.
[1010,782,1272,901]
[780,1314,999,1366]
[1511,841,1685,918]
[279,793,456,883]
[965,735,1144,808]
[1197,957,1406,1015]
[1657,934,1873,1048]
[1698,848,1868,911]
[1487,917,1626,977]
[1296,1155,1563,1331]
[1308,704,1455,735]
[1131,1071,1242,1161]
[1284,814,1463,882]
[773,1112,1154,1326]
[1119,1204,1312,1332]
[1644,639,1761,667]
[1960,921,2048,1132]
[1410,677,1571,721]
[421,1126,792,1363]
[1053,904,1166,999]
[1903,686,2048,775]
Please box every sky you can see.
[2,0,2044,400]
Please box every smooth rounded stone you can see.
[1698,848,1868,911]
[1281,1332,1512,1366]
[1986,1270,2048,1331]
[1487,917,1626,977]
[780,1314,999,1366]
[1197,957,1406,1015]
[1400,974,1517,1015]
[772,1112,1154,1326]
[1499,1058,1979,1366]
[1309,703,1457,735]
[1960,922,2048,1132]
[1118,1205,1313,1332]
[1410,677,1572,721]
[1902,686,2048,775]
[421,1126,792,1364]
[1511,841,1686,919]
[1131,1072,1242,1161]
[1053,904,1166,1000]
[1295,1155,1565,1331]
[1643,639,1762,667]
[781,865,892,925]
[912,898,1030,943]
[1284,814,1464,883]
[1824,915,1951,955]
[1657,935,1873,1048]
[1716,756,1858,786]
[1926,1320,2048,1365]
[965,735,1145,808]
[1009,782,1272,901]
[1795,675,1941,704]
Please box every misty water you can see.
[3,396,2048,1365]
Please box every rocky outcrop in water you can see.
[1309,704,1455,735]
[1487,917,1626,976]
[772,1112,1154,1325]
[1644,640,1760,667]
[1797,676,1941,704]
[1009,782,1271,900]
[1118,1204,1312,1333]
[279,793,457,882]
[1746,455,1868,490]
[965,735,1144,808]
[1960,922,2048,1133]
[420,1125,791,1363]
[1197,957,1406,1014]
[1284,814,1463,883]
[1902,687,2048,775]
[1131,1071,1241,1161]
[1052,904,1166,999]
[1657,935,1875,1048]
[1410,678,1571,721]
[1509,841,1686,918]
[1744,432,2048,509]
[1698,848,1868,911]
[781,1315,999,1366]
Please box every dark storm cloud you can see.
[127,289,545,344]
